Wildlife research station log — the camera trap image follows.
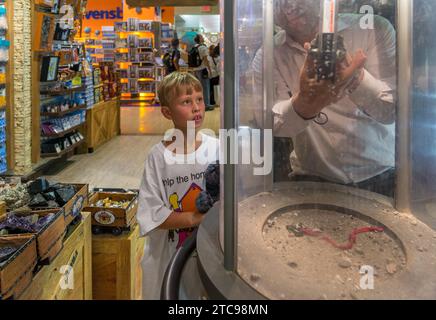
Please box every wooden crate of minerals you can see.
[18,213,92,300]
[0,234,37,300]
[84,192,138,236]
[0,209,66,264]
[62,184,89,228]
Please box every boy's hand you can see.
[191,210,205,226]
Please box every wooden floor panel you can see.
[45,135,162,190]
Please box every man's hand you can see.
[293,43,367,120]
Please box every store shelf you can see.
[40,86,86,96]
[41,104,87,118]
[115,61,155,65]
[40,139,85,158]
[41,123,85,139]
[116,47,153,50]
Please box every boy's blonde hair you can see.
[157,72,203,108]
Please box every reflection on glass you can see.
[225,0,436,300]
[267,0,396,197]
[411,0,436,228]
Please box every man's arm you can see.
[348,15,396,124]
[251,46,310,138]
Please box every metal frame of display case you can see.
[162,0,436,300]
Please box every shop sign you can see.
[85,7,123,20]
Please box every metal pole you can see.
[263,0,274,191]
[396,0,413,212]
[222,0,237,271]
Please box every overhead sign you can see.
[126,0,218,7]
[85,7,123,20]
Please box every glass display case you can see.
[192,0,436,300]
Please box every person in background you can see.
[191,34,214,111]
[208,45,220,107]
[253,0,396,197]
[163,38,181,75]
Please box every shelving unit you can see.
[40,138,85,158]
[0,0,9,174]
[41,104,86,117]
[31,0,89,164]
[115,19,160,107]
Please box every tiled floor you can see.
[120,106,220,135]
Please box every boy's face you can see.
[162,86,205,132]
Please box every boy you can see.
[137,72,219,300]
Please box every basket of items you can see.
[0,234,37,300]
[0,208,65,265]
[0,178,88,229]
[84,189,138,236]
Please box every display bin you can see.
[18,213,92,300]
[48,183,88,228]
[84,191,138,236]
[0,209,65,264]
[92,224,145,300]
[0,234,37,300]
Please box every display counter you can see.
[92,224,145,300]
[85,98,120,153]
[18,212,92,300]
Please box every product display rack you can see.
[115,19,161,107]
[34,0,88,160]
[0,0,9,174]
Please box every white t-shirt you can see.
[137,133,219,300]
[252,14,396,184]
[207,55,220,79]
[196,44,209,70]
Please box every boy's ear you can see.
[161,106,173,121]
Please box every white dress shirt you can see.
[255,14,396,184]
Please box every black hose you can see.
[160,228,198,300]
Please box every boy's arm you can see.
[159,210,204,230]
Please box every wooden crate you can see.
[61,184,89,228]
[92,224,145,300]
[0,234,38,300]
[18,213,92,300]
[85,98,119,153]
[0,209,66,263]
[85,192,138,229]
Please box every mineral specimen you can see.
[0,246,18,263]
[28,178,51,195]
[54,185,76,206]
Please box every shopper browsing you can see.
[207,45,220,106]
[163,38,181,75]
[189,34,214,111]
[137,72,219,300]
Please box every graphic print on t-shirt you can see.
[167,183,203,248]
